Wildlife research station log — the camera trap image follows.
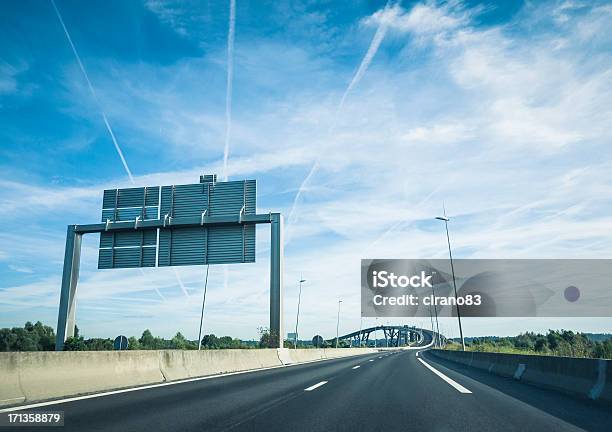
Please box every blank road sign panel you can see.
[207,225,255,264]
[208,180,256,216]
[98,178,257,269]
[160,183,208,219]
[99,246,156,269]
[158,179,256,266]
[158,227,207,266]
[98,229,157,269]
[101,187,160,222]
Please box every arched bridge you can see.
[330,325,444,348]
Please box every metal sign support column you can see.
[55,212,284,350]
[55,225,82,350]
[269,213,283,348]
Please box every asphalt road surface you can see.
[4,349,611,432]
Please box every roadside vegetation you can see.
[0,321,348,352]
[0,321,55,351]
[444,330,612,360]
[0,322,255,351]
[0,322,336,351]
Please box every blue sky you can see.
[1,0,612,341]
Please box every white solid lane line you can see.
[352,365,361,370]
[304,381,328,391]
[417,358,472,394]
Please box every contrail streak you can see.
[51,0,177,301]
[286,5,391,232]
[173,268,190,297]
[222,0,236,182]
[338,23,388,111]
[137,268,166,301]
[50,0,134,183]
[286,160,318,228]
[221,0,237,294]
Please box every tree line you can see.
[6,322,609,357]
[0,322,258,351]
[456,329,612,359]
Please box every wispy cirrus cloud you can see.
[287,1,398,235]
[0,61,27,95]
[363,1,470,36]
[222,0,236,181]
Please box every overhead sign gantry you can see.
[56,174,284,349]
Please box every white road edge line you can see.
[352,365,360,369]
[417,358,472,394]
[304,381,328,391]
[0,354,362,413]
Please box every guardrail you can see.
[0,348,378,407]
[428,349,611,404]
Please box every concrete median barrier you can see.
[159,349,283,380]
[278,348,377,365]
[281,348,324,364]
[0,354,25,406]
[428,349,612,405]
[7,351,164,404]
[323,348,377,359]
[0,347,376,407]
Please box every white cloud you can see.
[401,123,474,144]
[0,61,28,95]
[363,2,470,36]
[145,0,190,36]
[8,265,34,274]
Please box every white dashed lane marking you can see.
[304,381,328,392]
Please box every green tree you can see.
[139,329,155,349]
[534,336,548,353]
[258,327,272,348]
[171,332,188,349]
[84,338,114,350]
[201,334,219,349]
[593,340,612,359]
[63,335,86,351]
[218,336,237,348]
[33,321,55,350]
[127,336,141,350]
[0,321,56,351]
[514,332,535,350]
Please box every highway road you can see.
[4,349,611,432]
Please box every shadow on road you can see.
[422,350,612,432]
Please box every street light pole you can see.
[359,316,363,348]
[374,317,378,348]
[294,276,306,349]
[428,289,435,346]
[435,213,465,351]
[430,271,441,349]
[335,300,342,348]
